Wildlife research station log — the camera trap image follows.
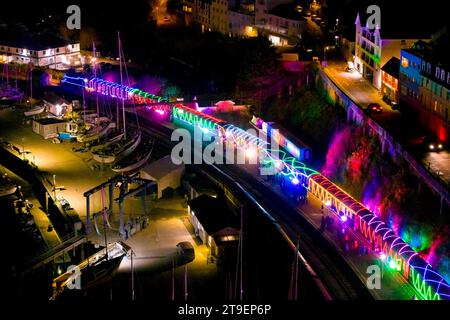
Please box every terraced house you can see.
[399,38,450,143]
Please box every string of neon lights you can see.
[61,74,450,300]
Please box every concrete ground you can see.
[0,107,222,299]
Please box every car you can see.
[176,241,195,263]
[366,103,382,113]
[426,139,444,152]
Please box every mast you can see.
[29,62,33,100]
[118,32,126,140]
[240,205,243,300]
[93,42,99,116]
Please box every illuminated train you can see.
[62,75,450,300]
[171,104,450,300]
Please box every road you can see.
[323,60,450,186]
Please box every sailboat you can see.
[50,242,128,300]
[92,131,141,164]
[91,32,149,167]
[0,63,24,105]
[0,173,17,197]
[24,105,45,117]
[78,120,114,143]
[111,139,153,173]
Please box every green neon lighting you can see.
[172,106,217,131]
[409,267,441,300]
[356,44,381,65]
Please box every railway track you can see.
[130,112,373,300]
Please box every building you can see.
[399,39,450,143]
[43,93,71,117]
[187,194,239,257]
[353,12,431,90]
[228,6,257,37]
[140,155,185,199]
[32,118,68,139]
[186,0,302,44]
[381,56,400,104]
[211,0,229,34]
[0,28,81,69]
[182,171,217,200]
[255,0,304,46]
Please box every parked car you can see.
[176,241,195,263]
[366,103,383,113]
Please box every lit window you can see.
[436,67,440,78]
[401,57,409,68]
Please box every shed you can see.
[32,118,68,139]
[43,93,71,116]
[187,194,239,256]
[140,155,185,199]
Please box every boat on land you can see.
[92,132,141,164]
[89,132,125,153]
[79,121,115,143]
[0,173,17,197]
[50,242,129,300]
[24,105,45,117]
[111,139,153,172]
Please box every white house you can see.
[0,29,81,69]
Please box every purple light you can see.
[341,215,348,222]
[292,177,300,185]
[155,109,165,116]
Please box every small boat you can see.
[92,132,141,164]
[0,174,17,197]
[112,139,153,172]
[0,85,24,104]
[24,105,45,117]
[79,121,114,143]
[50,242,129,300]
[89,132,125,153]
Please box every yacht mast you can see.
[118,32,126,140]
[93,42,99,116]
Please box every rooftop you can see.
[405,38,450,70]
[0,28,74,50]
[34,118,67,125]
[381,56,400,79]
[141,155,185,180]
[187,194,239,235]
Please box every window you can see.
[427,63,431,74]
[401,57,409,68]
[441,70,445,81]
[422,61,426,71]
[436,67,440,78]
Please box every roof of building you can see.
[43,92,69,106]
[188,194,239,235]
[0,28,73,50]
[381,56,400,78]
[141,155,185,180]
[405,38,450,70]
[34,118,67,125]
[268,3,304,21]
